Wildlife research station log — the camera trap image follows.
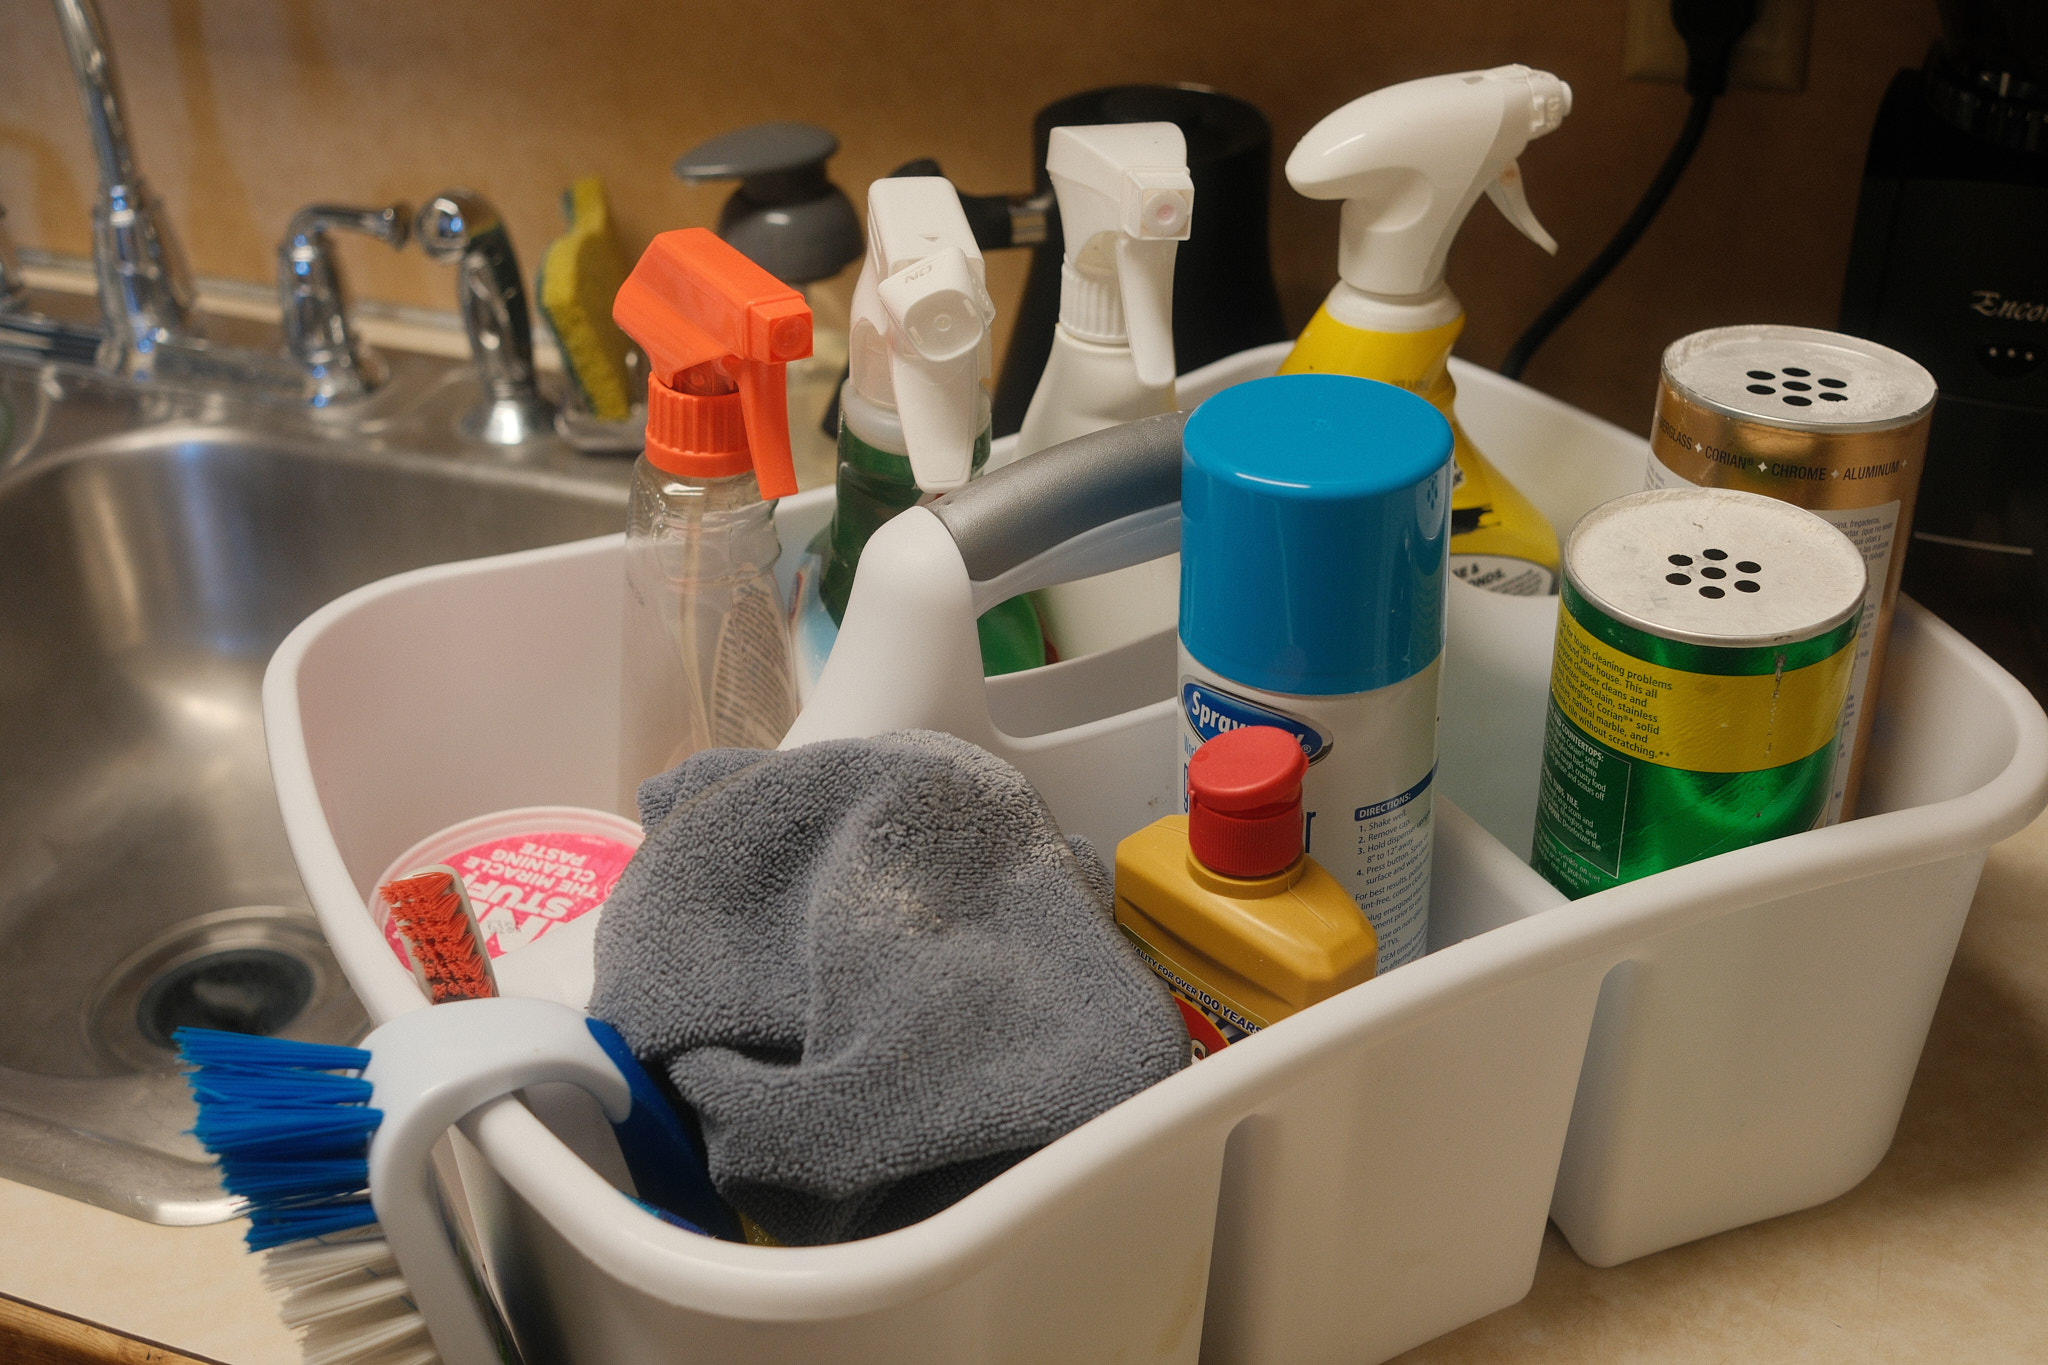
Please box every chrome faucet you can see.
[31,1,559,420]
[51,0,198,375]
[414,190,554,445]
[277,204,409,406]
[28,0,389,403]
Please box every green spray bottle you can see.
[788,176,1045,691]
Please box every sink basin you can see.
[0,349,630,1221]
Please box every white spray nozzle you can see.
[1288,64,1572,300]
[1046,123,1192,390]
[848,177,995,493]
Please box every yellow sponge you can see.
[538,177,637,422]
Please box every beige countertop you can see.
[0,1178,292,1364]
[8,809,2048,1364]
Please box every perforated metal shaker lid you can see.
[1660,324,1936,435]
[1566,488,1867,648]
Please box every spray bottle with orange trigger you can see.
[1280,65,1572,596]
[611,228,811,812]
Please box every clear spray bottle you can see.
[610,229,812,812]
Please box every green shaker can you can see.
[1531,488,1867,899]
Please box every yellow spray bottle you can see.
[1280,65,1572,596]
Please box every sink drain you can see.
[89,906,367,1072]
[134,947,315,1048]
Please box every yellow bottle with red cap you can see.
[1114,726,1377,1060]
[611,229,813,810]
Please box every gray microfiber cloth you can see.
[589,729,1189,1245]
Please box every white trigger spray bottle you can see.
[1012,122,1192,659]
[1280,64,1572,597]
[788,177,1045,693]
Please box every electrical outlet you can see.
[1624,0,1815,92]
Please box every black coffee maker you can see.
[1839,0,2048,692]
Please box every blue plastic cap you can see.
[1180,374,1452,696]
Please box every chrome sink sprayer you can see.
[415,190,555,444]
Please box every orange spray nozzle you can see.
[612,228,813,498]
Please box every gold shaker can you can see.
[1644,325,1936,821]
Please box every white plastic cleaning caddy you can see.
[264,343,2048,1365]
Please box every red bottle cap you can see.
[1187,726,1309,878]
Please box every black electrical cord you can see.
[1499,94,1714,381]
[1499,0,1758,382]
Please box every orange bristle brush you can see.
[378,865,498,1003]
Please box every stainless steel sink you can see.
[0,327,631,1221]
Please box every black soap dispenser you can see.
[676,122,864,488]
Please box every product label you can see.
[1647,455,1898,818]
[1179,680,1333,762]
[1178,655,1438,972]
[1532,699,1839,899]
[1536,705,1631,877]
[712,576,801,750]
[1450,553,1556,597]
[1534,583,1851,898]
[1350,765,1436,962]
[1117,922,1267,1061]
[381,830,638,967]
[1549,607,1854,772]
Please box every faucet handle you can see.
[288,203,409,249]
[414,189,554,445]
[277,201,409,404]
[0,206,30,315]
[0,200,102,365]
[413,191,499,264]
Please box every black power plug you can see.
[1674,0,1764,96]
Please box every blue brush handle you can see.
[584,1018,741,1242]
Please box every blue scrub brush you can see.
[179,998,740,1365]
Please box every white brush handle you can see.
[362,998,633,1365]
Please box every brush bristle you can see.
[177,1028,441,1364]
[266,1229,439,1365]
[176,1032,371,1070]
[381,870,496,1004]
[176,1027,385,1247]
